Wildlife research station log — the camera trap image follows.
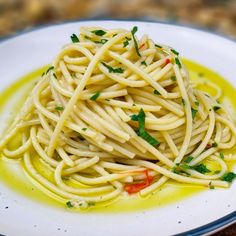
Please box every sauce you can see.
[0,60,235,213]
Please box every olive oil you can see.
[0,61,235,213]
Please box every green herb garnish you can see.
[209,182,215,189]
[195,101,199,106]
[175,57,182,68]
[212,142,218,148]
[88,202,96,206]
[92,30,106,36]
[132,109,160,146]
[95,39,108,44]
[220,152,224,159]
[191,108,198,119]
[123,37,131,47]
[71,34,79,43]
[184,156,194,163]
[53,73,57,79]
[171,76,177,81]
[101,62,124,73]
[155,44,162,48]
[171,49,179,55]
[90,92,101,101]
[141,61,147,66]
[221,172,236,183]
[46,66,54,74]
[66,201,73,208]
[131,26,141,57]
[192,164,211,174]
[154,90,161,95]
[213,106,221,111]
[182,99,186,106]
[55,106,64,111]
[82,128,87,131]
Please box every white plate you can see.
[0,20,235,236]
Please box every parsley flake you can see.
[92,30,106,36]
[55,106,64,111]
[213,106,221,111]
[171,49,179,55]
[132,109,160,146]
[171,76,177,81]
[175,57,182,68]
[192,164,211,174]
[66,201,73,208]
[155,44,162,48]
[82,128,87,131]
[220,152,224,159]
[184,156,194,163]
[154,90,161,95]
[46,66,54,74]
[131,26,141,57]
[141,61,147,66]
[90,92,101,101]
[191,108,198,119]
[221,172,236,183]
[101,62,124,73]
[71,34,79,43]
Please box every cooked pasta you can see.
[0,26,236,209]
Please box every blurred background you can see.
[0,0,236,39]
[0,0,236,235]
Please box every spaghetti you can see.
[0,26,236,209]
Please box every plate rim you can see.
[0,18,235,236]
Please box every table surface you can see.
[0,0,235,235]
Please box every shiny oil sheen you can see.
[0,60,235,213]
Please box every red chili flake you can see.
[124,169,153,194]
[139,43,146,50]
[165,58,171,65]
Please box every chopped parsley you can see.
[53,73,57,79]
[101,62,124,73]
[192,164,211,174]
[131,26,141,57]
[171,76,177,81]
[66,201,73,208]
[214,170,221,174]
[184,156,194,163]
[71,34,79,43]
[82,128,87,131]
[154,90,161,95]
[209,182,215,189]
[132,109,160,146]
[195,101,200,106]
[221,172,236,183]
[95,39,108,44]
[41,72,45,77]
[88,202,96,206]
[182,99,186,106]
[171,49,179,55]
[212,142,218,148]
[123,37,131,47]
[175,57,182,68]
[90,92,101,101]
[155,44,162,48]
[91,29,106,36]
[220,152,224,159]
[191,108,198,119]
[141,61,147,66]
[172,166,181,174]
[46,66,54,74]
[213,106,221,111]
[55,106,64,111]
